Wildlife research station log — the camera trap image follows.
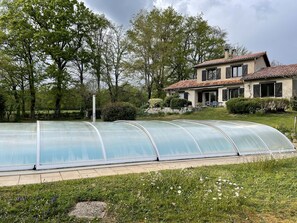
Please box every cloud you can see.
[82,0,297,64]
[83,0,153,26]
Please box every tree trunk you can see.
[29,77,36,119]
[54,70,63,118]
[20,79,26,118]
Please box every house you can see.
[165,48,297,107]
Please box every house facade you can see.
[165,49,297,107]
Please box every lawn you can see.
[1,157,297,222]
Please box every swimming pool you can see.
[0,120,295,171]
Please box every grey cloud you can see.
[83,0,153,26]
[251,0,275,20]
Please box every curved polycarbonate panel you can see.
[131,121,203,160]
[172,120,237,156]
[0,123,36,171]
[232,121,295,152]
[0,120,295,171]
[93,122,157,162]
[38,121,105,169]
[196,120,271,155]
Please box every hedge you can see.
[148,98,163,108]
[163,94,179,107]
[291,97,297,111]
[226,98,289,114]
[170,98,190,109]
[101,102,137,121]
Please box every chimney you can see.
[231,48,236,57]
[224,45,230,59]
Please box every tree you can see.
[128,7,185,98]
[0,53,23,121]
[186,15,227,65]
[128,8,228,99]
[88,15,110,93]
[0,0,42,119]
[101,25,128,102]
[20,0,104,118]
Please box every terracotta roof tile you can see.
[194,52,268,68]
[243,64,297,80]
[165,79,243,90]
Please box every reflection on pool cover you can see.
[0,120,295,171]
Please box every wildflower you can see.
[213,197,217,200]
[218,193,222,197]
[177,190,181,194]
[170,187,173,190]
[235,192,239,197]
[178,186,181,189]
[199,177,203,182]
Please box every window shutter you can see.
[202,70,206,81]
[242,65,248,75]
[275,83,282,97]
[253,84,260,98]
[239,88,244,97]
[216,68,221,79]
[223,89,228,101]
[226,67,231,78]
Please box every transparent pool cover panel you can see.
[0,120,294,171]
[93,122,157,162]
[197,121,270,155]
[132,121,203,160]
[172,120,237,156]
[233,121,295,152]
[39,121,104,168]
[0,123,36,170]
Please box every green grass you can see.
[139,107,297,133]
[1,157,297,222]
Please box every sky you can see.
[82,0,297,65]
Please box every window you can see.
[229,88,239,98]
[202,68,221,81]
[207,69,217,80]
[222,88,244,101]
[232,66,243,77]
[253,82,282,98]
[261,83,274,97]
[226,64,248,78]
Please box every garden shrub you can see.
[148,98,163,108]
[101,102,137,121]
[170,98,189,109]
[226,98,260,114]
[163,94,179,107]
[260,98,289,112]
[290,97,297,111]
[226,98,289,114]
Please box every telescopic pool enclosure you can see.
[0,120,295,171]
